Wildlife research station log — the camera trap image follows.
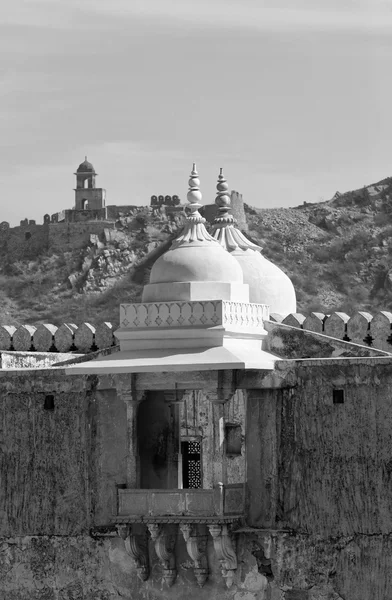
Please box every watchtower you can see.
[74,157,106,210]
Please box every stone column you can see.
[117,388,145,488]
[208,382,236,488]
[210,396,227,486]
[163,390,184,489]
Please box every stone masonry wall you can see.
[2,365,392,599]
[246,360,392,599]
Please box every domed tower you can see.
[142,164,248,303]
[74,157,106,210]
[211,169,297,316]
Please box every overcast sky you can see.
[1,0,392,224]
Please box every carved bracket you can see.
[147,523,177,587]
[117,524,150,581]
[180,523,209,588]
[208,524,237,588]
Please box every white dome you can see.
[149,242,243,285]
[232,249,296,315]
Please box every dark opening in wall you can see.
[225,423,242,455]
[25,231,31,240]
[333,389,344,404]
[44,394,55,410]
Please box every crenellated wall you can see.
[0,322,115,353]
[269,310,392,352]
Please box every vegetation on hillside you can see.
[2,176,392,325]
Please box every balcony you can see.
[115,483,245,524]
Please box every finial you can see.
[185,163,205,223]
[170,163,217,248]
[85,155,87,161]
[214,168,234,224]
[212,168,262,252]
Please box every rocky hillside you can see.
[1,176,392,325]
[245,176,392,314]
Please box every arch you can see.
[82,199,89,210]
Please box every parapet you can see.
[0,322,115,354]
[269,310,392,352]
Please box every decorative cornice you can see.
[171,164,218,249]
[120,300,269,330]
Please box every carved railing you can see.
[119,300,269,329]
[114,485,243,589]
[117,484,244,521]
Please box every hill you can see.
[2,176,392,325]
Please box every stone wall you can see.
[2,362,392,598]
[271,310,392,352]
[0,322,115,353]
[246,360,392,599]
[0,375,128,537]
[0,221,118,261]
[47,222,115,253]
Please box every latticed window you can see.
[181,441,202,488]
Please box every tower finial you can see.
[214,167,234,225]
[85,155,87,161]
[212,168,262,252]
[186,163,204,222]
[170,163,218,248]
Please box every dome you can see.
[149,242,243,285]
[76,158,95,173]
[142,164,249,303]
[232,248,296,316]
[210,168,296,316]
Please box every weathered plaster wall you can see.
[0,374,128,536]
[2,364,392,599]
[180,390,246,488]
[247,362,392,535]
[6,529,390,600]
[246,361,392,599]
[0,533,271,600]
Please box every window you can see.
[44,394,55,410]
[333,389,344,404]
[181,440,201,488]
[225,424,242,456]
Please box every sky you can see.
[1,0,392,224]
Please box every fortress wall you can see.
[270,310,392,352]
[1,367,392,598]
[63,208,107,222]
[106,204,140,219]
[247,364,392,536]
[0,223,50,261]
[201,190,248,230]
[47,221,115,252]
[0,322,116,353]
[3,311,392,354]
[0,374,127,537]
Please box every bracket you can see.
[116,524,149,581]
[180,523,209,588]
[208,523,237,588]
[147,523,177,587]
